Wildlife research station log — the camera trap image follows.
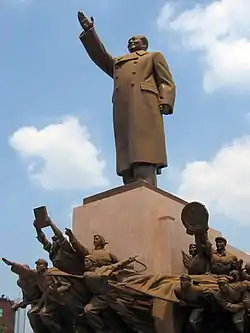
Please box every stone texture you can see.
[72,181,250,273]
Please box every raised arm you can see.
[65,228,89,257]
[2,258,36,279]
[35,226,52,253]
[78,11,114,77]
[110,256,137,272]
[153,52,176,115]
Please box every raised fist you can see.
[78,11,94,32]
[65,228,73,237]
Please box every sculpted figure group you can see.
[2,202,250,333]
[2,210,152,333]
[178,202,250,333]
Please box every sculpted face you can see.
[85,258,95,270]
[36,262,46,273]
[127,35,148,53]
[189,244,197,256]
[216,240,226,251]
[93,235,103,247]
[180,277,191,289]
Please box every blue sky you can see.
[1,0,250,299]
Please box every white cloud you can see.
[157,0,250,93]
[9,117,109,190]
[177,134,250,224]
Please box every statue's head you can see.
[127,35,148,53]
[93,234,107,249]
[35,258,48,273]
[84,255,97,271]
[215,236,227,251]
[189,244,197,257]
[180,274,192,289]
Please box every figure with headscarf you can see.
[67,231,119,267]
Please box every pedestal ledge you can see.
[83,180,187,205]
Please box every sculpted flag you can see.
[111,274,221,303]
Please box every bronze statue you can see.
[2,257,90,333]
[181,202,238,276]
[209,236,238,276]
[77,11,176,187]
[174,274,213,333]
[213,277,250,332]
[83,255,153,333]
[34,215,87,274]
[68,230,118,267]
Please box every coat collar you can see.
[115,50,147,63]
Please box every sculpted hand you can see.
[78,11,94,31]
[179,300,187,307]
[159,104,171,115]
[128,256,138,263]
[65,228,73,237]
[2,258,13,266]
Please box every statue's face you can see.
[189,244,197,256]
[93,235,103,247]
[180,278,191,289]
[127,36,145,53]
[85,258,94,270]
[36,262,46,272]
[216,240,226,251]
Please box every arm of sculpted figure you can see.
[152,52,176,115]
[46,219,74,253]
[34,225,52,253]
[2,258,36,278]
[78,11,114,77]
[65,228,89,257]
[110,256,137,272]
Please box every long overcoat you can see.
[80,28,176,175]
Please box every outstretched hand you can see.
[129,256,138,263]
[65,228,73,237]
[78,11,94,31]
[2,258,13,266]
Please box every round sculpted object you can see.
[181,202,209,235]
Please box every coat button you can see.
[132,71,136,74]
[131,82,135,86]
[134,61,137,64]
[115,87,119,90]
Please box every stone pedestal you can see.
[72,181,250,333]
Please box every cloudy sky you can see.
[1,0,250,299]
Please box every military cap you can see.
[35,258,48,266]
[215,236,227,244]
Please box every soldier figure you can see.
[11,265,48,333]
[2,257,90,333]
[209,237,238,276]
[83,255,152,333]
[214,277,250,332]
[77,11,175,187]
[174,274,212,333]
